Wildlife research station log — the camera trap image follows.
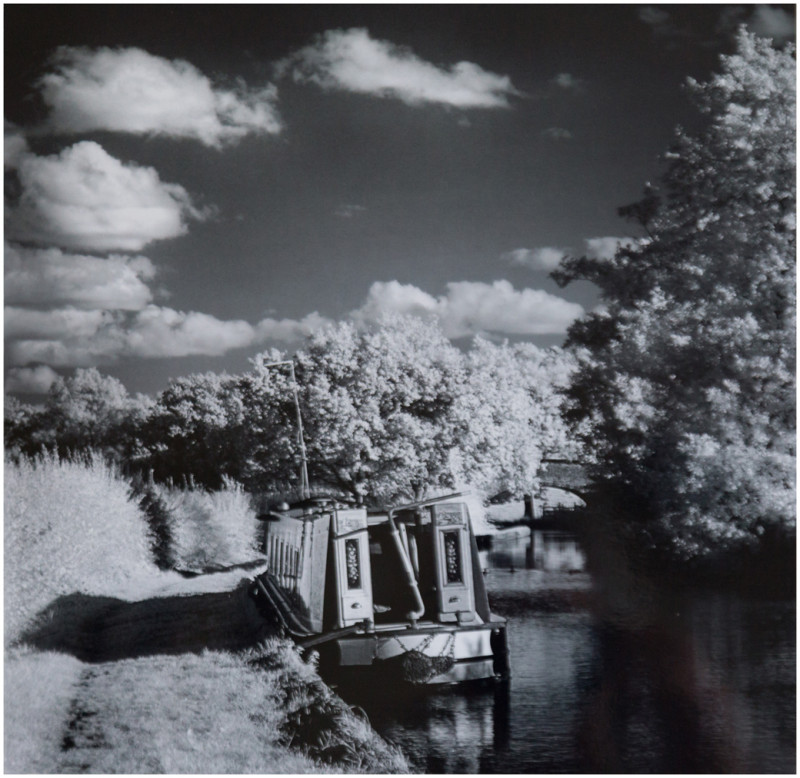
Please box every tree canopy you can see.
[553,29,795,560]
[6,316,578,505]
[248,315,577,503]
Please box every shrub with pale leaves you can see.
[4,453,158,645]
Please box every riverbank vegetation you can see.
[554,29,795,570]
[4,453,407,773]
[6,314,579,504]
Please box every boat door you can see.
[431,502,476,622]
[330,508,374,627]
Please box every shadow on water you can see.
[333,530,796,774]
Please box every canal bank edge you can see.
[6,577,408,773]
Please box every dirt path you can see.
[9,572,410,774]
[21,577,278,663]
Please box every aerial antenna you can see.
[261,359,310,499]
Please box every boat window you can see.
[345,538,361,589]
[443,530,463,584]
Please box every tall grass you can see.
[154,477,262,572]
[4,452,159,645]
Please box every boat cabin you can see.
[251,493,509,686]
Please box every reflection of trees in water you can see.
[576,593,795,772]
[487,528,585,572]
[377,685,509,774]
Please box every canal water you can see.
[344,530,796,773]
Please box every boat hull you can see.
[319,619,509,686]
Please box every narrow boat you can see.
[250,492,509,686]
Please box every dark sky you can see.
[4,4,795,397]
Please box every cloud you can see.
[540,127,573,141]
[5,365,60,395]
[280,28,520,108]
[5,305,248,366]
[550,73,584,91]
[38,46,282,147]
[334,203,366,218]
[6,302,330,368]
[503,236,639,272]
[255,312,331,343]
[4,122,28,169]
[503,246,567,271]
[748,6,795,45]
[123,306,256,358]
[6,141,205,252]
[7,338,114,368]
[638,6,672,32]
[5,306,110,341]
[353,279,583,337]
[584,236,637,260]
[5,243,156,310]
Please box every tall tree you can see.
[43,368,135,458]
[246,315,578,504]
[452,338,579,497]
[141,372,244,488]
[553,30,795,559]
[248,316,465,502]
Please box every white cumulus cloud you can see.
[6,141,205,252]
[5,365,60,395]
[353,279,583,338]
[503,246,567,271]
[6,303,330,368]
[255,312,331,343]
[5,243,156,310]
[550,73,585,91]
[4,122,29,169]
[38,46,282,147]
[123,306,256,358]
[584,236,637,260]
[280,28,520,108]
[5,306,111,341]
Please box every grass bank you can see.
[6,641,405,773]
[5,454,407,773]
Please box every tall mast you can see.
[261,359,310,499]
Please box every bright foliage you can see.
[554,30,795,558]
[246,315,577,502]
[6,316,577,504]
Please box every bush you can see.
[4,453,158,645]
[154,478,262,572]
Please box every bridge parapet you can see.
[540,460,592,497]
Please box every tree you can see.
[4,395,53,458]
[247,316,466,502]
[5,368,154,464]
[246,315,579,504]
[140,372,245,488]
[452,338,579,497]
[553,30,795,560]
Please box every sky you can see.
[4,3,796,398]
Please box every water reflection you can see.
[343,533,795,773]
[360,684,510,773]
[486,527,585,573]
[576,592,796,773]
